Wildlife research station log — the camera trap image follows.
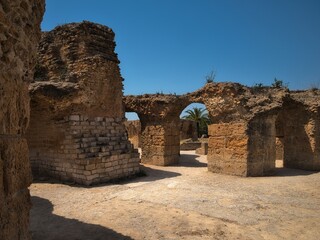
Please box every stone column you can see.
[140,120,180,166]
[0,1,44,239]
[27,22,141,185]
[207,122,249,176]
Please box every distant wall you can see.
[124,119,197,150]
[124,120,141,149]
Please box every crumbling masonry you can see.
[1,1,320,238]
[124,84,320,176]
[0,0,44,239]
[26,22,140,185]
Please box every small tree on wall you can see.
[182,107,211,137]
[205,70,216,83]
[272,78,288,89]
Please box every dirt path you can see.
[30,151,320,240]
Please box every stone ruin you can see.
[1,0,320,238]
[25,21,140,185]
[0,0,44,239]
[124,84,320,176]
[124,119,197,149]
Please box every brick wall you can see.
[28,115,140,185]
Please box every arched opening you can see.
[275,115,284,168]
[178,103,211,167]
[124,112,142,157]
[273,101,314,172]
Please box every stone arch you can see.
[124,112,142,150]
[276,100,315,170]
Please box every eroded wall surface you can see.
[141,121,180,165]
[124,83,320,176]
[124,119,197,150]
[124,120,141,149]
[27,22,140,185]
[0,0,44,239]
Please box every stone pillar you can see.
[28,114,140,185]
[0,1,44,239]
[207,122,249,176]
[140,121,180,166]
[26,22,140,185]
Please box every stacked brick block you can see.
[28,115,139,185]
[141,122,180,166]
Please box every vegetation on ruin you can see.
[271,78,288,89]
[182,107,211,137]
[205,70,216,83]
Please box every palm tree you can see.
[182,107,211,137]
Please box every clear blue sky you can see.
[42,0,320,93]
[42,0,320,119]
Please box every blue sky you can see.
[42,0,320,118]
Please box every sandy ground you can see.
[30,151,320,240]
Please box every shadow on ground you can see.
[30,196,133,240]
[32,166,181,187]
[130,165,181,182]
[272,167,319,177]
[176,153,207,168]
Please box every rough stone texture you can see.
[26,22,140,185]
[0,0,44,239]
[275,137,284,160]
[124,83,320,176]
[208,122,249,176]
[276,98,320,170]
[180,119,197,140]
[141,122,180,166]
[195,142,208,155]
[124,119,197,151]
[180,141,201,150]
[124,120,141,149]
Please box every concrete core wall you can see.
[0,0,44,239]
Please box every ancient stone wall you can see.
[0,0,44,239]
[208,122,249,176]
[28,114,139,185]
[26,22,140,185]
[124,119,197,150]
[246,115,277,176]
[124,120,141,149]
[140,121,180,165]
[275,137,284,160]
[124,94,189,165]
[180,119,197,140]
[276,100,320,170]
[124,83,320,176]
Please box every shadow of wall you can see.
[30,196,133,240]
